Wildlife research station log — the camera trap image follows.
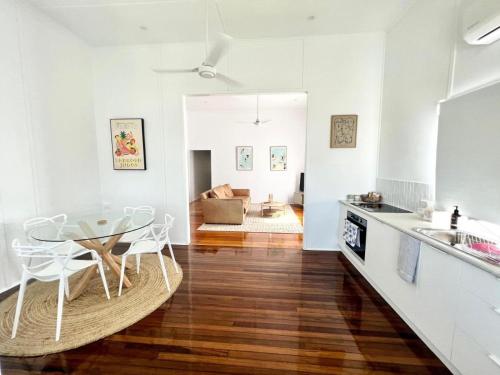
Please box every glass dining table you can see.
[30,210,154,301]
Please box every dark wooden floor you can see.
[0,205,451,374]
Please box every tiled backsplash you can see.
[376,178,434,212]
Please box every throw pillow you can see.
[212,185,227,199]
[223,184,234,197]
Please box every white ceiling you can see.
[28,0,416,46]
[186,93,307,111]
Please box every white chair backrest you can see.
[123,206,155,230]
[23,214,67,244]
[12,239,77,274]
[123,206,155,217]
[164,214,174,229]
[149,214,174,246]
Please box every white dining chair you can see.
[118,206,156,243]
[23,214,68,246]
[11,239,110,341]
[23,214,87,254]
[117,214,179,297]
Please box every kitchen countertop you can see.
[340,200,500,277]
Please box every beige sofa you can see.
[199,184,251,224]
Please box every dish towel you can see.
[397,233,421,283]
[343,220,360,248]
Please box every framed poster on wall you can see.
[270,146,287,171]
[330,114,357,148]
[236,146,253,171]
[110,118,146,170]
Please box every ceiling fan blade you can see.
[152,67,198,74]
[216,73,241,87]
[260,120,272,124]
[204,33,232,67]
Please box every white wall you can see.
[186,102,306,203]
[436,82,500,223]
[378,0,500,189]
[0,0,100,292]
[92,32,385,249]
[378,0,457,185]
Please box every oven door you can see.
[344,216,367,261]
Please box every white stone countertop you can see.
[340,200,500,277]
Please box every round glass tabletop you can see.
[29,211,155,242]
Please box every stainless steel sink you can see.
[413,227,500,265]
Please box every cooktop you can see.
[351,202,412,214]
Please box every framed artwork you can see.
[270,146,287,171]
[236,146,253,171]
[110,118,146,170]
[330,115,358,148]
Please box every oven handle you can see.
[346,217,366,231]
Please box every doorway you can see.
[185,92,307,250]
[188,150,212,203]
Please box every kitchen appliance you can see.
[344,211,367,261]
[352,203,411,214]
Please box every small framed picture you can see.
[110,118,146,170]
[236,146,253,171]
[330,115,358,148]
[270,146,287,171]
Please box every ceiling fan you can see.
[152,0,239,86]
[239,96,271,126]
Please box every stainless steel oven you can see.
[344,211,367,261]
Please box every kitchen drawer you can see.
[460,261,500,307]
[452,328,500,375]
[456,289,500,358]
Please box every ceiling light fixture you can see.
[139,25,148,31]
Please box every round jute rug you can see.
[0,255,182,357]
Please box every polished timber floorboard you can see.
[0,245,451,374]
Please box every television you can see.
[299,173,304,192]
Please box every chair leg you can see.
[136,254,141,274]
[97,261,110,300]
[55,276,65,341]
[11,273,28,339]
[118,255,127,297]
[157,250,171,292]
[64,277,70,300]
[166,236,179,273]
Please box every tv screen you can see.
[300,173,304,192]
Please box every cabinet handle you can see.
[489,354,500,368]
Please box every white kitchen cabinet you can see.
[453,261,500,371]
[460,260,500,308]
[414,243,461,358]
[452,328,500,375]
[338,202,500,374]
[365,219,419,319]
[455,288,500,359]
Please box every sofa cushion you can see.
[212,185,227,199]
[223,184,234,198]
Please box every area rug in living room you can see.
[197,204,303,234]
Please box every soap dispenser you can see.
[450,206,461,230]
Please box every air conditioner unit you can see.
[463,0,500,45]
